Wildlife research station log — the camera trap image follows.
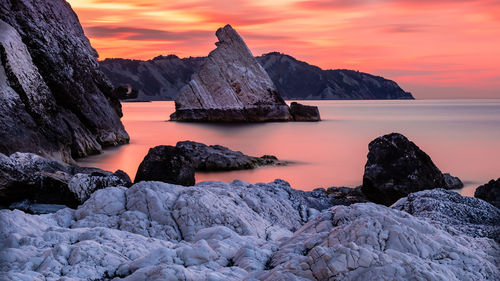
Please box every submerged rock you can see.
[0,0,128,163]
[362,133,460,206]
[474,178,500,209]
[170,25,294,122]
[290,102,321,121]
[134,146,195,186]
[176,141,286,171]
[0,181,496,280]
[0,152,131,208]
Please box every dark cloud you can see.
[85,26,212,41]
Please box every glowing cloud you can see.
[67,0,500,99]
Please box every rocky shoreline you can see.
[1,132,499,280]
[1,1,498,280]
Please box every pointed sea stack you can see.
[170,24,318,122]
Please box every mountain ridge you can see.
[100,52,414,101]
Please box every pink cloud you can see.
[68,0,500,99]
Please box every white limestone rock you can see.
[257,203,499,280]
[170,25,293,122]
[392,188,500,241]
[0,180,498,280]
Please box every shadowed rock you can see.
[290,102,321,121]
[443,173,463,189]
[0,0,128,163]
[474,178,500,209]
[170,25,294,122]
[0,152,131,209]
[176,141,286,171]
[361,133,461,206]
[134,146,195,186]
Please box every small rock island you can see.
[170,24,320,122]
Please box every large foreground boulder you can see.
[170,25,319,122]
[362,133,462,206]
[0,0,128,163]
[0,152,131,209]
[474,178,500,209]
[134,146,195,186]
[0,181,497,280]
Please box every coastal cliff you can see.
[100,54,413,101]
[0,0,129,163]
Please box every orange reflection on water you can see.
[78,100,500,195]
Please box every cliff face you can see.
[259,52,414,100]
[100,54,413,101]
[0,0,129,163]
[170,25,293,122]
[100,55,204,100]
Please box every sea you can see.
[77,99,500,197]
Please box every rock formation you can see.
[0,0,129,163]
[362,133,461,206]
[0,152,131,209]
[134,142,287,185]
[289,102,321,121]
[134,146,195,186]
[176,141,286,171]
[259,52,414,100]
[100,53,414,101]
[170,25,305,122]
[393,188,500,241]
[0,180,497,280]
[474,178,500,209]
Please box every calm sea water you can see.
[78,100,500,196]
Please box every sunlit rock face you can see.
[170,24,294,122]
[0,0,128,162]
[0,180,498,280]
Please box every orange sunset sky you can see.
[67,0,500,99]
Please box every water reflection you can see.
[77,100,500,196]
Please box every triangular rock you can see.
[170,24,294,122]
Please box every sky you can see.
[67,0,500,99]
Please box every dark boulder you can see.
[361,133,454,206]
[443,173,464,189]
[474,178,500,209]
[0,152,131,209]
[290,102,321,121]
[134,146,195,186]
[176,141,285,171]
[326,186,368,206]
[112,85,139,100]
